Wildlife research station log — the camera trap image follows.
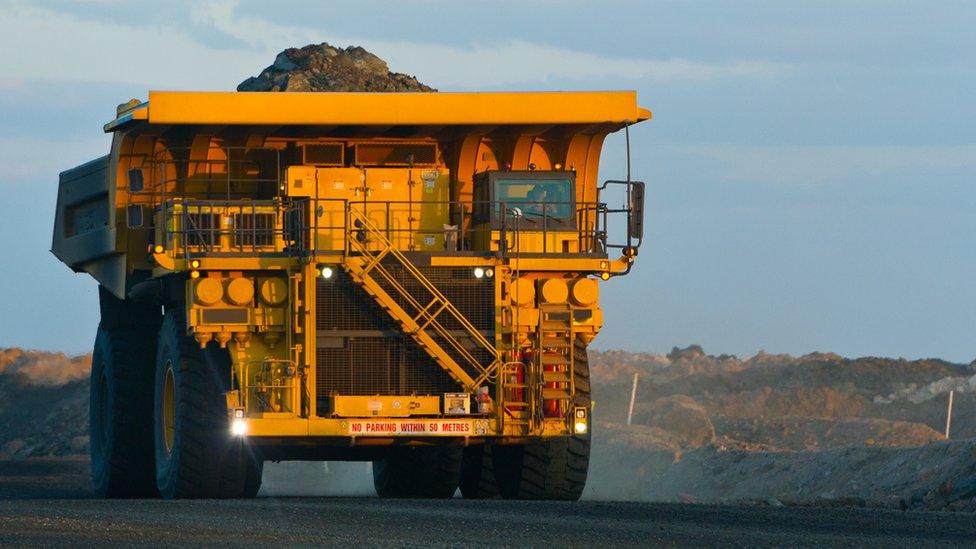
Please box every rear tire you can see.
[153,310,260,498]
[89,322,159,498]
[492,339,591,501]
[459,445,500,499]
[373,446,462,498]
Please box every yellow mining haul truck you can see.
[52,91,650,500]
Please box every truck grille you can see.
[314,264,494,413]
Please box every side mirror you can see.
[126,203,144,228]
[127,168,144,192]
[628,181,645,240]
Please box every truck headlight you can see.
[231,419,248,436]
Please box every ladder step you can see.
[542,371,571,383]
[542,389,572,400]
[540,355,569,365]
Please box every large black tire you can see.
[492,339,591,501]
[372,446,462,498]
[89,323,160,498]
[459,445,500,499]
[89,286,162,498]
[153,310,262,498]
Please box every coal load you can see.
[238,42,435,92]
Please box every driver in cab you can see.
[524,185,559,216]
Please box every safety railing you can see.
[124,146,282,205]
[153,188,642,262]
[158,200,299,259]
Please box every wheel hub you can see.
[162,362,176,456]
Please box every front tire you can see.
[89,323,159,498]
[153,311,261,498]
[459,445,500,499]
[373,446,462,498]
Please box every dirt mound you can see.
[703,386,870,419]
[0,374,89,458]
[237,42,435,92]
[653,355,968,401]
[0,348,90,386]
[588,422,684,500]
[633,395,715,449]
[0,349,92,458]
[640,439,976,512]
[713,416,944,451]
[590,345,976,449]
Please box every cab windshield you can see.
[494,178,573,219]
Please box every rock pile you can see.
[237,42,435,92]
[590,345,973,449]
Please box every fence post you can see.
[626,372,639,425]
[945,389,954,439]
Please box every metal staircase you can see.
[342,209,501,392]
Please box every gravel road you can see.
[0,458,973,547]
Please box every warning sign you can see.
[347,419,474,436]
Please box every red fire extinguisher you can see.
[541,349,561,418]
[507,350,527,410]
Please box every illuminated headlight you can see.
[231,419,248,436]
[473,267,485,279]
[319,266,334,279]
[484,268,494,278]
[574,407,588,433]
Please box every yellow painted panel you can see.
[243,417,309,437]
[144,91,650,126]
[331,395,441,417]
[285,165,317,197]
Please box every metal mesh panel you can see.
[183,212,220,247]
[353,143,437,166]
[303,143,344,166]
[314,263,494,410]
[233,212,276,247]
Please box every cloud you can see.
[0,2,789,90]
[0,136,109,183]
[193,0,789,88]
[0,4,263,89]
[665,144,976,186]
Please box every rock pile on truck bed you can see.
[237,42,435,92]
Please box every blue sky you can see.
[1,1,973,361]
